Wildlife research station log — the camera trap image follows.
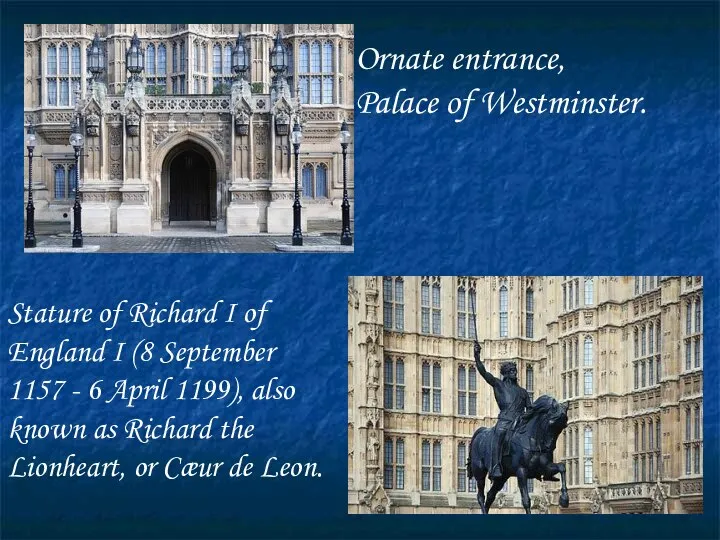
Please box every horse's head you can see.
[527,395,569,450]
[546,399,569,437]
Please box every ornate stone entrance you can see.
[162,142,217,225]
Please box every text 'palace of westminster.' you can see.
[348,276,703,514]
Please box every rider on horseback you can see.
[474,341,533,481]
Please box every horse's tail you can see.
[466,427,487,478]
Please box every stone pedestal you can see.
[266,193,306,234]
[227,203,260,235]
[82,204,112,234]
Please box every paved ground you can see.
[27,221,352,253]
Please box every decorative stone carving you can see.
[126,112,140,136]
[590,484,604,513]
[123,192,147,204]
[153,130,169,146]
[367,430,379,465]
[275,110,290,136]
[367,343,380,386]
[270,192,293,201]
[85,113,100,137]
[235,111,250,136]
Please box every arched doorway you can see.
[162,141,217,225]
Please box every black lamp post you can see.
[231,32,250,80]
[291,121,303,246]
[87,33,105,79]
[126,32,144,82]
[70,116,84,248]
[24,121,37,248]
[339,119,352,246]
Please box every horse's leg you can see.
[475,469,487,514]
[484,476,506,513]
[517,468,532,514]
[545,462,569,507]
[556,462,569,508]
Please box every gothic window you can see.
[300,163,330,199]
[432,282,441,335]
[584,336,593,367]
[48,45,57,76]
[211,42,233,89]
[686,302,692,335]
[384,438,405,490]
[458,365,466,416]
[499,285,508,337]
[145,43,167,94]
[456,286,476,340]
[421,281,430,334]
[649,454,654,482]
[383,277,404,331]
[383,357,404,410]
[468,368,477,415]
[695,297,702,333]
[635,277,640,295]
[562,284,567,311]
[457,442,467,492]
[421,440,431,490]
[694,338,701,367]
[172,43,177,71]
[584,370,593,396]
[421,361,431,412]
[457,286,467,338]
[213,44,221,74]
[53,163,76,200]
[526,366,534,401]
[584,278,594,306]
[45,42,81,106]
[568,281,574,310]
[457,364,477,416]
[298,39,335,104]
[302,164,313,198]
[685,340,692,370]
[71,44,80,75]
[315,164,328,198]
[641,325,646,356]
[432,363,442,413]
[563,342,567,371]
[649,323,654,354]
[432,441,442,491]
[695,405,701,439]
[526,288,534,338]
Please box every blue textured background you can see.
[1,1,718,538]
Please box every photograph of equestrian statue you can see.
[348,276,704,514]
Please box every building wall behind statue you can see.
[348,276,703,514]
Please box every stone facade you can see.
[23,24,354,234]
[348,276,703,514]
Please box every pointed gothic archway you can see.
[158,138,220,228]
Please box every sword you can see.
[469,287,479,342]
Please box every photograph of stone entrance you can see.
[348,276,703,514]
[23,24,354,253]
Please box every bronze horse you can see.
[468,395,570,514]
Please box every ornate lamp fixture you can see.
[24,120,37,248]
[69,116,84,248]
[231,32,250,80]
[270,30,288,76]
[291,121,303,246]
[339,119,352,246]
[126,32,145,82]
[87,33,105,78]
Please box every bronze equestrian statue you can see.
[468,341,570,514]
